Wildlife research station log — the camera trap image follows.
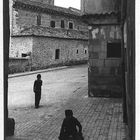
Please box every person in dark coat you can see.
[33,74,42,108]
[59,110,83,140]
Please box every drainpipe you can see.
[121,20,127,124]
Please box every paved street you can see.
[7,65,128,140]
[8,65,88,109]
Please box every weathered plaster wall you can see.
[88,25,122,97]
[10,37,33,57]
[32,37,88,69]
[9,1,88,73]
[81,0,121,14]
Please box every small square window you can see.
[50,21,55,28]
[69,22,73,29]
[22,53,27,57]
[61,20,65,28]
[107,42,121,58]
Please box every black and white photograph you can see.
[3,0,135,140]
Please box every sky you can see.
[54,0,81,9]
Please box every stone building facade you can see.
[10,0,88,71]
[88,24,122,98]
[82,0,135,139]
[82,0,122,98]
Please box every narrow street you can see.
[7,65,127,140]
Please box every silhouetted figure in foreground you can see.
[59,110,83,140]
[33,74,42,108]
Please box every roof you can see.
[82,11,121,25]
[12,26,88,40]
[13,0,82,18]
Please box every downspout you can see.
[120,0,128,124]
[121,23,127,124]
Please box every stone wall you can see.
[88,25,122,97]
[50,14,88,31]
[31,37,88,69]
[10,36,88,72]
[41,14,51,27]
[9,57,31,74]
[11,8,87,34]
[11,9,39,33]
[10,36,33,58]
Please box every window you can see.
[107,42,121,58]
[22,52,31,58]
[37,15,41,26]
[55,49,60,59]
[77,26,80,30]
[69,22,73,29]
[76,49,78,54]
[22,53,27,57]
[85,50,87,54]
[61,20,65,28]
[50,21,55,28]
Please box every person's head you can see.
[37,74,41,80]
[65,110,73,118]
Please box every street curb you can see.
[8,66,69,78]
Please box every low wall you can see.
[8,57,87,74]
[29,59,88,71]
[8,58,31,74]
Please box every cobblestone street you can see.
[6,65,128,140]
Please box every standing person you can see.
[33,74,42,108]
[58,110,83,140]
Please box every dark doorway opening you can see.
[50,21,55,28]
[55,49,60,59]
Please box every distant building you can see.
[9,0,88,71]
